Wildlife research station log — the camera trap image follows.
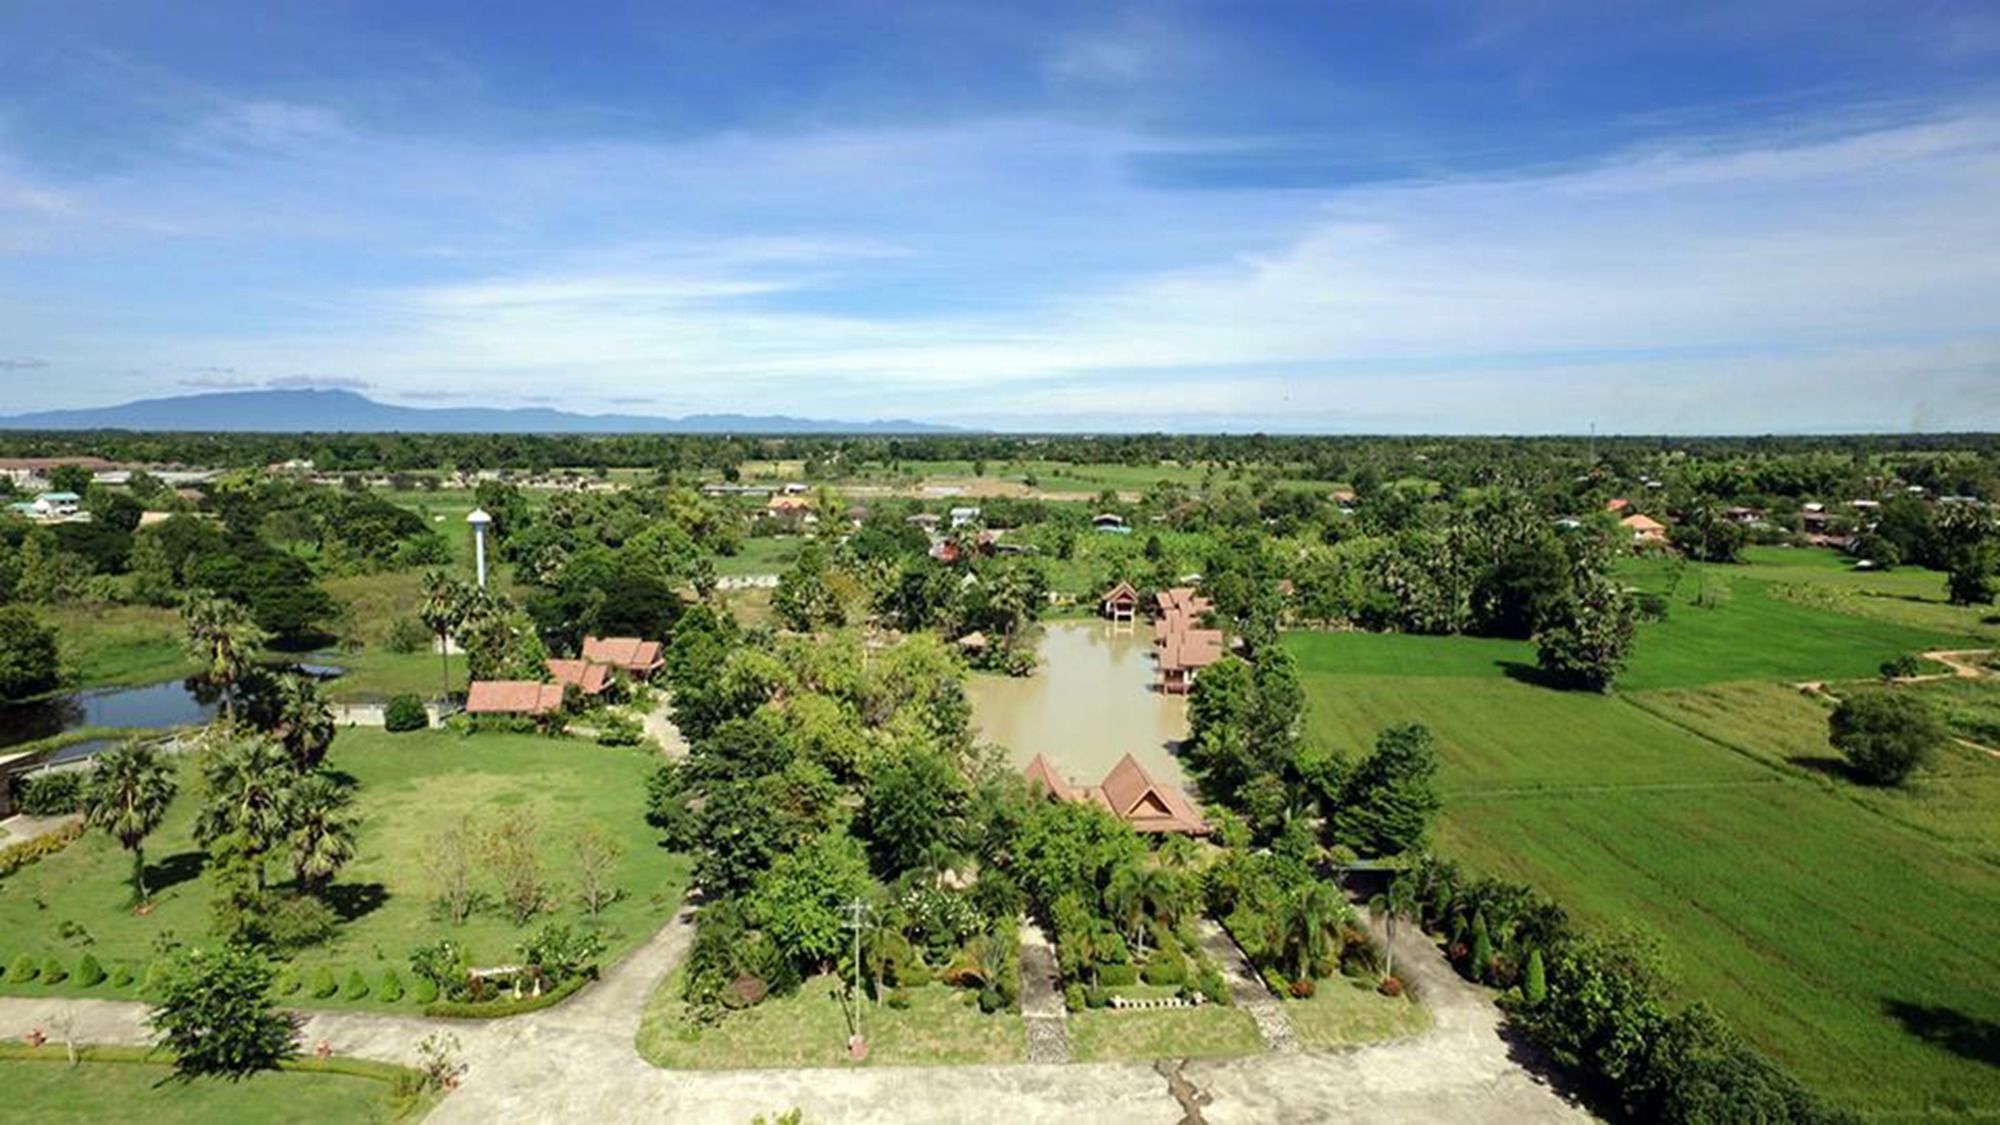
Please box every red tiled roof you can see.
[581,636,663,673]
[1160,629,1225,672]
[466,681,566,715]
[1022,754,1074,801]
[1620,514,1667,533]
[1101,581,1139,607]
[1095,754,1208,834]
[547,659,611,695]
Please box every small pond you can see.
[0,661,347,756]
[967,620,1191,787]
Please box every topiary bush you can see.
[310,966,338,999]
[1063,983,1085,1012]
[109,963,135,990]
[885,988,911,1010]
[1084,986,1109,1009]
[7,953,39,983]
[1141,948,1188,988]
[275,968,302,996]
[143,960,173,997]
[76,953,105,988]
[379,969,405,1003]
[38,956,68,985]
[343,969,371,1000]
[384,694,430,733]
[1096,963,1138,987]
[977,986,1004,1014]
[411,974,439,1004]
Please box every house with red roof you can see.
[1100,581,1140,622]
[581,636,664,679]
[1022,752,1208,835]
[465,680,568,718]
[546,659,611,698]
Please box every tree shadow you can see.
[321,882,389,924]
[1498,1020,1597,1112]
[1884,999,2000,1066]
[144,850,206,895]
[1786,755,1860,783]
[1497,661,1564,690]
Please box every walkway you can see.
[1017,922,1071,1064]
[0,904,1588,1124]
[0,813,80,848]
[1193,918,1298,1055]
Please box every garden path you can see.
[1192,917,1298,1055]
[1017,921,1071,1064]
[0,902,1588,1123]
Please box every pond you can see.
[0,662,347,755]
[967,620,1192,788]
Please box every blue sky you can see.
[0,0,1996,431]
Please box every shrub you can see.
[1524,948,1547,1006]
[267,895,339,951]
[1084,986,1109,1009]
[977,986,1005,1014]
[1260,966,1289,997]
[150,946,298,1079]
[1379,976,1404,997]
[1195,967,1229,1006]
[76,953,105,988]
[7,953,38,983]
[897,962,933,988]
[1288,977,1317,999]
[275,968,302,996]
[1063,983,1085,1012]
[1878,654,1923,680]
[0,822,85,878]
[384,694,430,733]
[422,974,586,1019]
[14,770,85,815]
[595,711,644,747]
[886,988,912,1011]
[310,966,338,999]
[343,969,371,1000]
[1141,951,1188,988]
[379,969,405,1003]
[1829,691,1945,786]
[411,975,439,1004]
[143,960,173,997]
[384,617,432,655]
[1097,963,1138,987]
[109,963,135,990]
[39,956,68,985]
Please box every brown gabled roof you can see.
[1160,629,1225,672]
[1095,754,1208,834]
[1620,514,1667,533]
[581,636,663,673]
[466,681,566,715]
[1101,580,1139,607]
[546,659,611,695]
[1022,754,1074,801]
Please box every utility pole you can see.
[841,898,871,1057]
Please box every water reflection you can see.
[967,620,1191,786]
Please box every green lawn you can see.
[1,1046,431,1124]
[1281,976,1430,1049]
[637,972,1024,1067]
[1285,609,2000,1115]
[713,536,803,577]
[1066,1005,1265,1061]
[0,728,689,1011]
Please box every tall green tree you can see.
[194,735,296,891]
[1828,691,1946,786]
[271,674,336,771]
[148,946,298,1078]
[83,740,179,903]
[1535,572,1635,693]
[1269,880,1348,982]
[419,569,472,700]
[283,772,357,895]
[1332,723,1442,857]
[181,591,271,718]
[0,605,61,702]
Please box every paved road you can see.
[0,903,1589,1124]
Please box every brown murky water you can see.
[968,620,1191,787]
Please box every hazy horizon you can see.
[2,2,1997,432]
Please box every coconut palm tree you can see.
[1271,881,1348,983]
[180,591,270,719]
[82,740,178,904]
[1369,874,1422,982]
[1105,862,1179,958]
[419,570,472,702]
[273,674,336,771]
[284,772,357,895]
[194,734,295,892]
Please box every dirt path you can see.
[641,698,689,759]
[0,903,1588,1124]
[1921,650,1993,680]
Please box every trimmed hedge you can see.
[342,969,371,1001]
[309,966,338,999]
[378,969,405,1003]
[108,964,134,990]
[38,956,67,986]
[422,974,587,1019]
[0,821,85,880]
[384,694,429,733]
[6,953,38,983]
[75,953,104,987]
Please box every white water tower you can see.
[467,508,493,589]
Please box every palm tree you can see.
[284,772,357,895]
[273,674,336,771]
[1368,875,1421,982]
[180,591,270,719]
[1105,863,1158,957]
[82,741,178,904]
[419,570,471,702]
[1272,881,1347,983]
[194,734,295,892]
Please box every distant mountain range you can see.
[0,389,965,435]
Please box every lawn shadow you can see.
[1883,999,2000,1066]
[1786,755,1860,783]
[1497,661,1564,690]
[144,850,205,895]
[322,881,389,924]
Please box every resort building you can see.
[465,681,567,717]
[1150,585,1224,693]
[1620,513,1669,546]
[1100,580,1140,622]
[545,659,612,698]
[1022,752,1209,835]
[581,636,665,679]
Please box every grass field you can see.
[714,536,803,577]
[0,1045,431,1124]
[638,972,1024,1067]
[1066,1005,1265,1061]
[1281,977,1430,1049]
[45,604,192,689]
[0,728,688,1010]
[1283,554,2000,1116]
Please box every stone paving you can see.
[1018,921,1072,1063]
[1194,917,1300,1054]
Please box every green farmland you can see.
[1285,552,2000,1117]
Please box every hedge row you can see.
[422,973,588,1019]
[0,822,85,880]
